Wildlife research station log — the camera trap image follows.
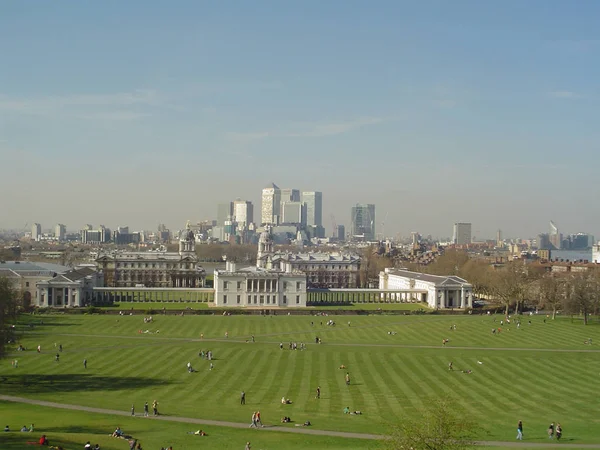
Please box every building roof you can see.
[385,269,471,287]
[265,252,360,263]
[0,261,69,273]
[96,252,197,262]
[217,266,305,277]
[264,182,280,190]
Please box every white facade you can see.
[37,266,103,308]
[55,224,67,241]
[379,268,473,309]
[453,223,472,245]
[593,244,600,264]
[32,223,42,242]
[261,183,281,225]
[214,261,307,307]
[233,200,254,226]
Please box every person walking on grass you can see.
[516,420,523,440]
[144,402,149,417]
[83,359,87,369]
[245,442,251,450]
[55,353,60,362]
[556,423,562,441]
[241,391,246,405]
[152,400,158,416]
[315,386,321,399]
[131,404,135,416]
[345,372,350,386]
[548,422,554,439]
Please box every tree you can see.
[387,398,478,450]
[489,261,541,315]
[535,274,564,320]
[563,272,600,325]
[0,276,19,358]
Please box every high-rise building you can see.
[302,191,323,228]
[350,204,376,241]
[280,188,300,203]
[452,223,472,245]
[55,224,66,241]
[496,229,502,247]
[233,200,254,226]
[549,221,562,250]
[217,203,233,226]
[336,225,345,241]
[31,223,42,242]
[281,201,305,224]
[261,183,281,225]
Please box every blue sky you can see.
[1,1,599,239]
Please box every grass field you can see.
[2,313,600,449]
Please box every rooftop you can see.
[0,261,70,273]
[385,268,471,286]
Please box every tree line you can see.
[406,249,600,324]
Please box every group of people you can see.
[249,411,263,428]
[280,342,306,350]
[516,421,563,441]
[83,441,101,449]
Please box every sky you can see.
[1,1,600,240]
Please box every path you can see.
[19,331,600,354]
[2,395,600,448]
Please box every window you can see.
[223,281,229,290]
[260,295,264,304]
[283,295,287,304]
[254,295,258,304]
[237,295,241,304]
[296,295,300,304]
[25,282,30,287]
[237,281,242,290]
[266,296,270,304]
[223,295,227,304]
[296,282,302,290]
[283,281,288,289]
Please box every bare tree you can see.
[535,274,564,320]
[563,272,600,325]
[386,398,478,450]
[490,261,541,315]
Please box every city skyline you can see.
[2,2,600,238]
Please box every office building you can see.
[217,202,233,226]
[549,221,562,250]
[452,223,472,245]
[281,201,305,225]
[336,225,345,241]
[233,200,254,226]
[32,223,42,242]
[55,224,67,242]
[302,191,323,228]
[261,183,281,225]
[350,204,376,241]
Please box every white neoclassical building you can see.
[36,266,103,307]
[379,268,473,309]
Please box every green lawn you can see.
[0,402,380,450]
[2,314,600,448]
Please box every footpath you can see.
[2,395,600,448]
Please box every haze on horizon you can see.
[1,1,599,240]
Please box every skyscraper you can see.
[301,191,323,227]
[549,220,562,250]
[55,224,66,241]
[281,201,305,224]
[217,202,233,226]
[350,204,376,240]
[452,223,472,245]
[261,183,281,225]
[233,200,254,226]
[31,223,42,242]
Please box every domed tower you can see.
[179,220,196,257]
[257,226,273,268]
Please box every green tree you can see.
[387,398,478,450]
[0,276,19,358]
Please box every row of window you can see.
[222,280,303,291]
[222,294,301,305]
[114,262,195,269]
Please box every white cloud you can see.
[226,117,386,141]
[547,90,582,99]
[0,89,159,120]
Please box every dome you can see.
[259,230,272,243]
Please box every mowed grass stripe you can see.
[359,351,400,423]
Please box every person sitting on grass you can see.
[350,410,362,415]
[112,427,123,438]
[39,434,49,445]
[21,425,28,432]
[186,430,207,435]
[281,417,291,423]
[4,425,9,432]
[281,397,292,404]
[339,364,346,369]
[343,407,350,414]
